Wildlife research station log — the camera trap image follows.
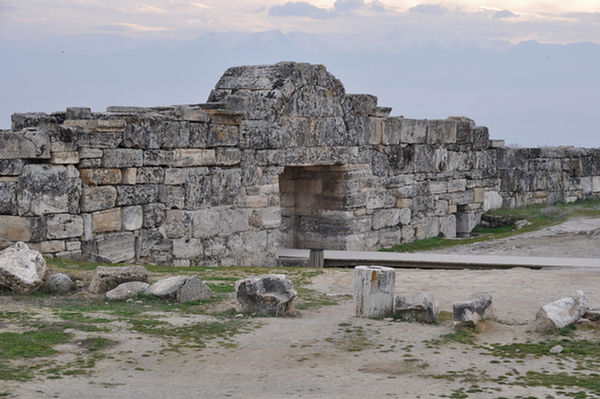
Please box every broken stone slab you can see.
[235,274,296,316]
[354,265,395,318]
[0,242,47,294]
[88,265,149,294]
[453,292,493,328]
[45,272,74,294]
[535,291,589,331]
[394,292,439,323]
[144,275,212,303]
[105,281,150,300]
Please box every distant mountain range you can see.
[1,30,598,147]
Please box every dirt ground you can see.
[4,218,600,399]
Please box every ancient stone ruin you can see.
[1,62,599,266]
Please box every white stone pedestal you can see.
[353,265,395,318]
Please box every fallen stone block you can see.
[453,292,493,328]
[583,308,600,321]
[106,281,150,300]
[235,274,296,316]
[0,242,47,294]
[88,265,149,294]
[394,292,439,323]
[144,275,212,303]
[535,291,589,331]
[354,265,395,318]
[45,272,73,294]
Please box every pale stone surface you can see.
[483,191,504,212]
[81,186,117,212]
[45,272,73,294]
[144,275,212,303]
[50,151,79,164]
[354,265,395,318]
[394,292,439,323]
[80,169,122,185]
[122,205,143,231]
[535,290,589,331]
[453,292,493,327]
[0,242,46,294]
[235,274,296,316]
[0,216,41,242]
[172,149,216,167]
[46,214,83,239]
[92,208,122,233]
[17,165,76,216]
[88,265,149,294]
[105,281,150,300]
[95,232,136,263]
[0,129,50,159]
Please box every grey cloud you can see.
[409,4,447,16]
[268,2,338,19]
[493,10,516,19]
[334,0,364,12]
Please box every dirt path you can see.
[5,218,600,398]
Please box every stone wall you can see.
[0,62,598,266]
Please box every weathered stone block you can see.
[143,150,173,166]
[398,119,427,144]
[79,147,103,159]
[210,168,242,206]
[45,272,74,294]
[0,129,50,159]
[453,292,493,327]
[0,181,17,214]
[0,242,46,294]
[122,205,143,231]
[116,185,161,206]
[81,186,117,212]
[105,281,150,300]
[354,265,395,318]
[164,168,186,185]
[172,149,216,167]
[372,209,400,230]
[394,292,439,323]
[102,149,143,168]
[80,168,122,185]
[535,291,589,331]
[216,147,242,165]
[77,131,122,148]
[17,165,79,216]
[172,238,203,258]
[88,265,148,294]
[192,208,248,238]
[426,120,457,144]
[208,124,239,147]
[136,167,164,184]
[483,191,504,212]
[92,208,122,233]
[142,203,165,229]
[95,232,136,263]
[46,214,83,239]
[0,216,44,242]
[235,274,296,316]
[145,275,212,303]
[0,159,25,176]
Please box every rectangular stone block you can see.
[0,159,25,176]
[164,210,193,239]
[0,215,44,242]
[593,176,600,193]
[192,207,248,238]
[79,148,103,159]
[116,185,161,206]
[0,129,50,159]
[368,117,384,145]
[143,150,173,166]
[29,240,66,253]
[80,169,122,185]
[79,158,101,168]
[121,168,136,184]
[102,149,143,168]
[208,124,239,147]
[0,181,17,214]
[95,232,135,263]
[172,149,216,167]
[372,208,400,230]
[122,205,143,231]
[77,131,122,148]
[172,238,203,258]
[46,214,83,239]
[176,107,210,122]
[92,208,122,234]
[81,186,117,212]
[216,148,242,166]
[164,168,186,185]
[50,151,79,164]
[382,118,402,145]
[399,119,427,144]
[136,167,164,184]
[17,165,75,216]
[426,120,457,144]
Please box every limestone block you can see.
[399,208,411,225]
[136,167,164,184]
[116,184,161,206]
[142,203,165,229]
[208,124,239,147]
[172,238,203,258]
[77,131,122,148]
[95,232,136,263]
[81,186,117,212]
[172,149,216,167]
[453,292,493,327]
[92,208,122,233]
[46,214,83,239]
[29,240,65,253]
[192,207,249,238]
[79,158,101,168]
[177,107,210,122]
[248,207,280,229]
[0,159,25,176]
[143,150,173,166]
[79,147,103,159]
[163,186,185,209]
[429,182,447,195]
[105,281,150,300]
[138,229,172,263]
[45,272,74,294]
[473,187,485,203]
[11,112,61,130]
[399,119,427,144]
[0,181,17,214]
[439,215,457,238]
[235,274,296,316]
[394,292,439,323]
[427,120,457,144]
[354,265,395,318]
[216,148,242,165]
[535,291,589,331]
[164,210,193,239]
[447,179,467,193]
[50,150,79,165]
[122,205,143,231]
[483,191,504,212]
[145,275,212,303]
[210,168,242,206]
[65,107,92,119]
[80,169,122,185]
[472,126,490,150]
[456,212,480,236]
[82,213,92,240]
[102,149,143,168]
[0,129,50,159]
[17,165,74,216]
[88,265,149,294]
[164,168,186,185]
[0,242,46,294]
[593,176,600,193]
[372,208,400,230]
[121,168,137,184]
[66,241,81,251]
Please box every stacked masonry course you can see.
[1,62,599,266]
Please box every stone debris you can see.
[45,272,74,294]
[235,274,296,316]
[88,265,149,294]
[144,275,212,303]
[453,292,493,328]
[353,265,395,318]
[394,292,439,323]
[535,290,589,331]
[583,308,600,321]
[549,345,564,354]
[0,242,46,294]
[105,281,150,300]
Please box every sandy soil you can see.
[5,218,600,399]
